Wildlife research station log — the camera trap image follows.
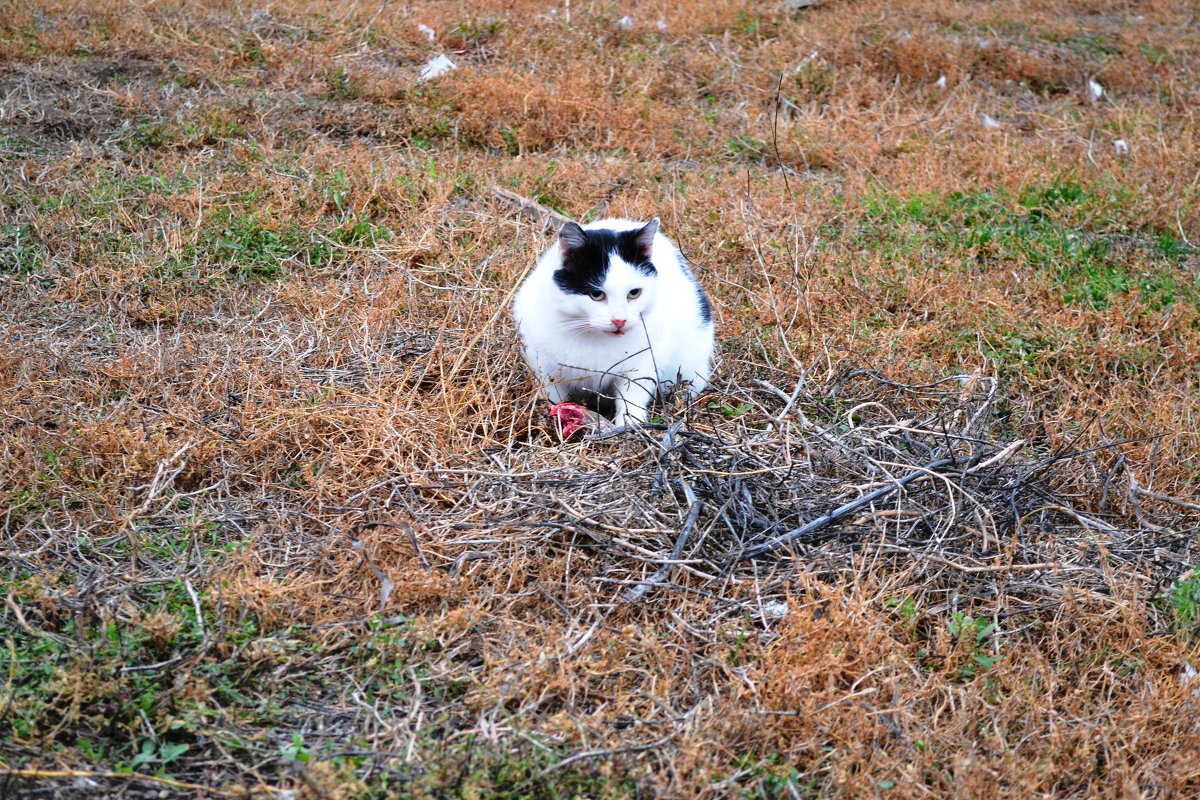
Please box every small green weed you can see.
[885,595,921,640]
[237,33,267,65]
[969,322,1068,377]
[193,212,384,278]
[720,753,813,799]
[792,59,835,102]
[0,131,39,160]
[326,67,358,100]
[709,399,754,419]
[121,119,185,152]
[1139,43,1172,66]
[122,738,190,777]
[198,108,245,141]
[0,224,45,275]
[727,11,763,37]
[947,612,998,680]
[206,214,302,278]
[281,733,312,763]
[726,134,768,163]
[1156,232,1191,261]
[448,18,507,46]
[1166,572,1200,637]
[332,215,393,248]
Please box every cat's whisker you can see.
[558,319,596,335]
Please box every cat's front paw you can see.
[613,401,649,427]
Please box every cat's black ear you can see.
[558,221,588,256]
[633,218,659,260]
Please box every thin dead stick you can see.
[771,72,792,199]
[738,457,955,560]
[184,579,205,640]
[622,479,701,603]
[756,372,805,434]
[541,736,671,775]
[450,549,498,575]
[563,615,605,658]
[443,281,526,390]
[0,760,276,797]
[5,594,70,646]
[358,0,392,39]
[862,544,1063,575]
[347,524,395,611]
[491,186,573,230]
[1128,473,1200,512]
[936,560,1062,575]
[963,438,1025,474]
[1017,504,1119,534]
[651,419,687,494]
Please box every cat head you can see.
[551,219,659,337]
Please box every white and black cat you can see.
[513,218,715,425]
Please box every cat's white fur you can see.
[513,218,715,425]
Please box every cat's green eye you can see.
[628,288,642,299]
[589,289,606,301]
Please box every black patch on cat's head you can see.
[552,220,659,296]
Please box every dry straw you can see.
[2,0,1200,796]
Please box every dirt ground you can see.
[2,1,1199,797]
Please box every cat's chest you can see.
[534,326,655,376]
[547,332,641,361]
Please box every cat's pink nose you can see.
[611,318,627,329]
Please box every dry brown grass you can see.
[2,0,1200,797]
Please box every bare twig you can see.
[622,479,701,603]
[1129,472,1200,512]
[347,524,395,612]
[541,736,671,775]
[0,759,279,797]
[491,186,573,230]
[737,458,955,560]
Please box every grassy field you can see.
[2,0,1200,797]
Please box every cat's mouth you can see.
[610,329,626,336]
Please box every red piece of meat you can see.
[548,402,593,439]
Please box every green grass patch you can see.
[119,109,253,152]
[3,447,82,529]
[858,178,1198,311]
[0,131,41,160]
[0,20,44,56]
[204,213,314,278]
[3,569,344,777]
[957,318,1075,378]
[178,207,392,280]
[791,59,835,103]
[1044,31,1122,61]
